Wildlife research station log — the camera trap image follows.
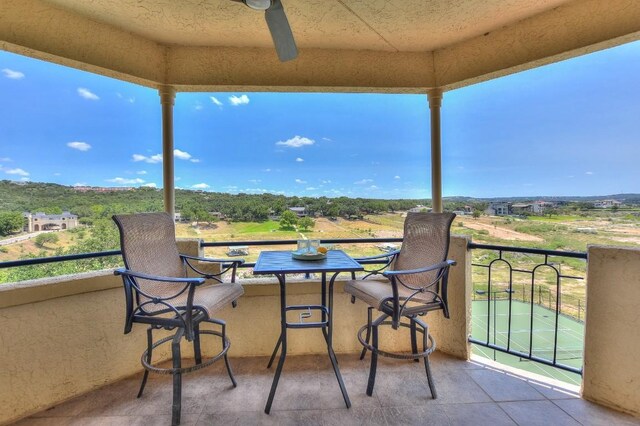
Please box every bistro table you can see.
[253,249,364,414]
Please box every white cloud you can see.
[276,136,315,148]
[20,177,30,182]
[368,185,379,190]
[210,96,223,107]
[585,171,594,175]
[116,93,135,103]
[194,103,204,111]
[137,170,147,175]
[394,175,400,179]
[321,180,331,184]
[0,157,10,162]
[106,177,145,185]
[173,149,192,161]
[132,153,163,164]
[249,179,261,184]
[77,88,99,100]
[142,183,157,188]
[192,183,210,189]
[263,168,272,172]
[73,182,87,187]
[67,141,91,151]
[53,172,61,176]
[190,159,200,163]
[2,68,25,79]
[354,179,373,185]
[306,187,317,191]
[5,168,29,177]
[229,94,250,106]
[322,137,332,142]
[295,157,304,162]
[295,179,307,184]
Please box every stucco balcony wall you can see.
[0,236,470,425]
[582,245,640,417]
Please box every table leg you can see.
[327,271,351,408]
[266,335,282,369]
[321,272,329,343]
[265,273,287,414]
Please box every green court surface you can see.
[471,300,584,385]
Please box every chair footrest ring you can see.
[357,321,436,360]
[141,329,230,375]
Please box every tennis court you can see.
[471,299,584,385]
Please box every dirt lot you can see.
[460,219,543,242]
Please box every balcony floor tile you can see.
[12,352,640,426]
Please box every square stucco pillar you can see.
[429,235,472,360]
[582,245,640,416]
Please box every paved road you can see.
[0,231,48,246]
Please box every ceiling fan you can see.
[231,0,298,62]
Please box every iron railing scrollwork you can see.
[468,242,587,376]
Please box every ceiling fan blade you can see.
[265,0,298,62]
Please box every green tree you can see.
[472,210,481,218]
[34,233,59,248]
[298,216,315,231]
[326,205,339,219]
[279,210,298,229]
[0,212,24,236]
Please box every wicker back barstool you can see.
[345,212,456,398]
[113,212,244,425]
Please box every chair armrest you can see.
[180,254,244,282]
[382,259,456,277]
[180,254,245,267]
[114,267,206,285]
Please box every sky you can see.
[1,40,639,199]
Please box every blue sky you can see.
[1,40,639,199]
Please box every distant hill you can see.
[1,180,637,221]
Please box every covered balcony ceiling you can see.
[2,0,640,92]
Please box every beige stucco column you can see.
[427,88,443,213]
[582,245,640,416]
[159,85,176,217]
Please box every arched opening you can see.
[34,224,39,231]
[61,223,67,230]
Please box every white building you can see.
[23,212,79,232]
[593,199,622,208]
[485,202,510,216]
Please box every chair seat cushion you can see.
[184,282,244,317]
[344,278,437,310]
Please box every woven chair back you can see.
[113,212,186,299]
[393,212,455,291]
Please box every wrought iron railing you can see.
[467,242,587,375]
[200,238,403,268]
[0,238,588,377]
[0,238,402,271]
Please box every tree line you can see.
[0,180,430,233]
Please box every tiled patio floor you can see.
[13,352,640,425]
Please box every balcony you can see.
[2,237,639,425]
[2,2,640,424]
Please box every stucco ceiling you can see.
[2,0,640,91]
[41,0,571,52]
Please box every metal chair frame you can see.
[113,214,243,426]
[348,212,456,398]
